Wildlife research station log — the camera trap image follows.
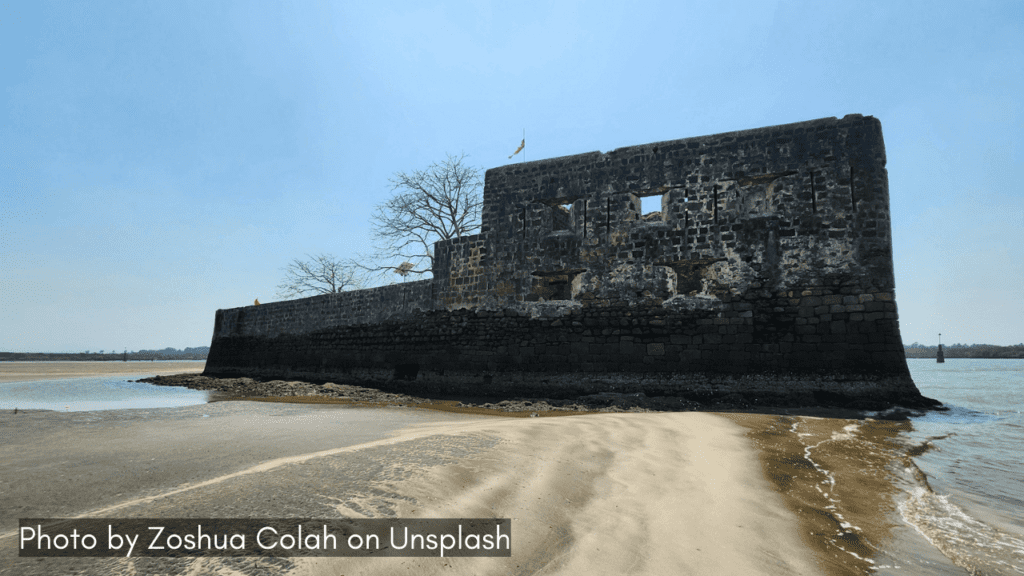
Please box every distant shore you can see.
[0,352,207,362]
[0,361,205,383]
[5,345,1023,363]
[5,345,1022,363]
[904,345,1024,359]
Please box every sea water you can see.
[0,375,210,412]
[894,359,1024,574]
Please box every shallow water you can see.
[894,359,1024,574]
[0,375,210,411]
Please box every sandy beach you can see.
[0,361,206,383]
[1,402,837,575]
[1,363,942,575]
[297,411,822,576]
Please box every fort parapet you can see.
[205,115,931,407]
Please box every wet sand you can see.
[0,401,495,575]
[0,364,947,574]
[0,402,829,575]
[0,361,206,383]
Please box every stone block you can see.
[682,349,702,361]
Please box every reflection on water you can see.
[0,376,210,412]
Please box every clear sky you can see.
[2,1,1022,352]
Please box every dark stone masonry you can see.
[205,115,936,408]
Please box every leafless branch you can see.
[357,152,483,283]
[276,253,366,299]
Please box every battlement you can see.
[206,115,925,407]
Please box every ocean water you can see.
[894,359,1024,574]
[0,375,210,412]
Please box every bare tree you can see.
[358,153,483,282]
[276,253,365,299]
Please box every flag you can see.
[508,138,525,159]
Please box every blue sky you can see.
[2,0,1021,352]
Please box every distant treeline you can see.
[0,347,209,362]
[905,343,1024,359]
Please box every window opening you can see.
[528,269,586,302]
[639,195,665,222]
[551,203,571,231]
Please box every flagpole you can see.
[523,128,525,164]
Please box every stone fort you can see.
[205,114,929,406]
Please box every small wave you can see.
[899,433,954,458]
[913,405,999,425]
[900,484,1024,575]
[894,428,1024,574]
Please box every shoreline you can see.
[139,372,940,421]
[1,368,959,574]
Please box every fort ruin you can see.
[205,115,931,407]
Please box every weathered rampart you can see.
[205,115,930,407]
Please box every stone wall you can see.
[205,114,927,405]
[212,280,435,339]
